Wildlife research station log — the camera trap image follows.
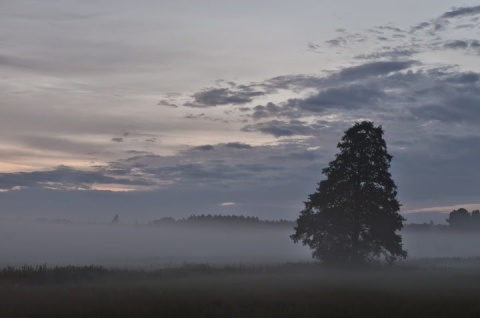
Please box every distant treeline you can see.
[149,214,295,228]
[404,208,480,232]
[446,208,480,230]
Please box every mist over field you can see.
[0,220,310,267]
[2,219,480,268]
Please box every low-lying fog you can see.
[2,220,480,268]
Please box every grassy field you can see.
[1,260,480,317]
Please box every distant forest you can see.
[404,208,480,232]
[32,208,480,232]
[148,214,294,228]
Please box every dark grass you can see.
[2,260,480,317]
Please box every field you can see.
[2,222,480,317]
[2,260,480,317]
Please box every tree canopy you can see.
[291,121,407,265]
[447,208,480,230]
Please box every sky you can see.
[1,1,480,223]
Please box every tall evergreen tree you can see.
[291,121,407,265]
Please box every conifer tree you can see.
[291,121,407,265]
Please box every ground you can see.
[1,260,480,317]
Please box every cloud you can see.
[0,166,152,190]
[158,100,178,108]
[126,150,153,155]
[242,120,322,137]
[441,5,480,19]
[355,49,417,60]
[337,60,416,80]
[447,72,480,84]
[324,32,366,48]
[104,140,325,194]
[293,84,385,113]
[410,5,480,35]
[410,22,430,33]
[375,26,405,33]
[261,75,325,92]
[223,142,252,149]
[252,102,284,120]
[3,2,480,221]
[192,145,215,151]
[326,37,347,47]
[441,39,480,53]
[307,42,321,52]
[444,40,469,49]
[185,87,264,107]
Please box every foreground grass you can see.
[1,261,480,317]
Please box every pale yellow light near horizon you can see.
[404,204,480,214]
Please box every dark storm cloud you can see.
[185,87,265,107]
[0,166,152,190]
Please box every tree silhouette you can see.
[472,210,480,228]
[447,208,472,230]
[291,121,407,265]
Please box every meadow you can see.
[2,220,480,317]
[2,260,480,317]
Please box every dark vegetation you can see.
[403,208,480,232]
[447,208,480,230]
[2,261,480,317]
[149,214,294,228]
[292,122,406,265]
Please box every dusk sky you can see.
[1,1,480,223]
